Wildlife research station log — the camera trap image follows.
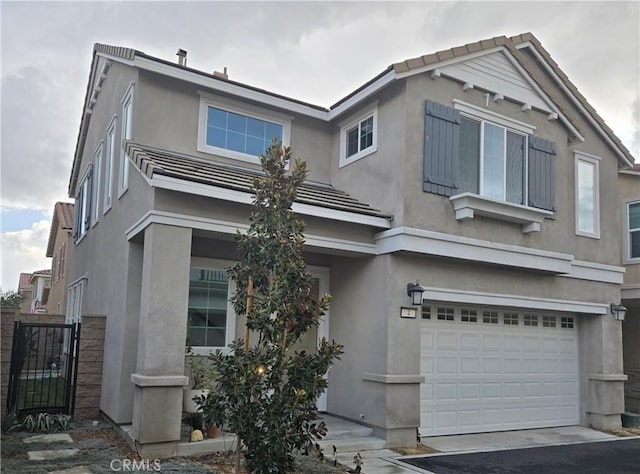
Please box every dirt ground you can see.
[0,419,345,473]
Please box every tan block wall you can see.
[1,308,106,421]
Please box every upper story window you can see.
[187,259,236,354]
[74,165,93,243]
[92,142,103,226]
[339,103,378,167]
[626,200,640,261]
[458,116,527,204]
[104,116,117,213]
[197,93,291,165]
[575,152,600,239]
[118,83,134,196]
[423,100,556,232]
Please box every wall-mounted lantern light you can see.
[407,281,426,306]
[611,303,627,321]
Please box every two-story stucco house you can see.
[620,165,640,412]
[46,201,74,315]
[66,33,636,457]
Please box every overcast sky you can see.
[1,1,638,291]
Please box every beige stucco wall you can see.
[47,227,72,315]
[134,70,333,184]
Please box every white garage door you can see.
[420,305,579,436]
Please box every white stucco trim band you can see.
[421,286,608,315]
[131,374,189,387]
[362,373,425,384]
[375,226,573,274]
[621,284,640,300]
[149,174,391,229]
[561,260,625,284]
[126,210,378,255]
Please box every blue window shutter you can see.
[528,136,556,211]
[424,100,460,196]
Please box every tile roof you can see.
[46,201,74,257]
[126,142,392,220]
[18,273,32,290]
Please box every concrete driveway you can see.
[400,438,640,473]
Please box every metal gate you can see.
[6,321,81,417]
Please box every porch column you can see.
[583,313,627,431]
[131,223,191,455]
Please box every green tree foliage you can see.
[204,141,344,473]
[1,289,24,307]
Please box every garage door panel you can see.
[420,306,579,436]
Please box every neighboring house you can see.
[17,272,33,313]
[28,270,51,314]
[67,33,636,457]
[620,165,640,412]
[45,202,74,315]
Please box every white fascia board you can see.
[516,42,633,167]
[327,70,396,121]
[150,174,390,229]
[126,210,377,255]
[421,286,608,315]
[500,49,583,142]
[374,226,573,274]
[560,260,625,284]
[133,56,328,121]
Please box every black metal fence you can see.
[6,321,81,417]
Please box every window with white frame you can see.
[575,152,600,238]
[118,83,134,196]
[339,104,378,167]
[627,200,640,261]
[197,93,290,165]
[66,279,85,324]
[74,166,92,243]
[104,117,117,212]
[92,142,103,226]
[458,115,528,205]
[187,264,236,353]
[59,242,66,279]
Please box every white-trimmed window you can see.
[66,278,85,324]
[74,165,93,243]
[197,93,291,165]
[187,258,237,354]
[575,152,600,238]
[118,83,134,196]
[92,142,103,226]
[104,117,117,212]
[59,242,66,279]
[339,103,378,167]
[626,200,640,261]
[456,102,531,205]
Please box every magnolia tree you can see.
[202,141,344,473]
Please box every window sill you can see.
[450,193,553,233]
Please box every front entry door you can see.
[289,267,330,411]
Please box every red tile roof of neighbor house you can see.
[18,273,32,291]
[46,202,74,257]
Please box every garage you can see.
[420,304,579,436]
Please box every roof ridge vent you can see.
[176,49,187,66]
